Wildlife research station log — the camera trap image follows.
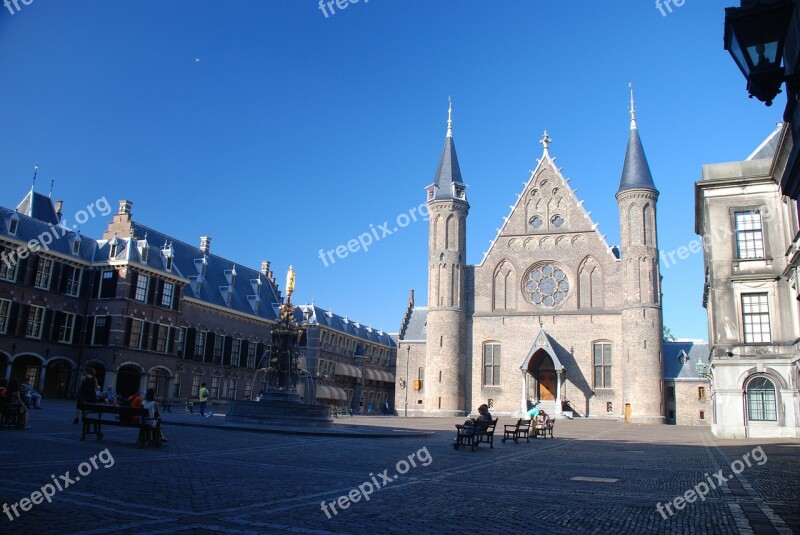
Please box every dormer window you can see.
[161,243,174,272]
[194,257,207,277]
[224,265,237,286]
[71,238,81,255]
[140,241,150,264]
[8,214,19,235]
[109,238,119,259]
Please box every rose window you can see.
[525,264,569,307]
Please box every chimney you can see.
[200,236,211,255]
[261,260,270,276]
[118,200,132,215]
[55,200,63,222]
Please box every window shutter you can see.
[79,269,92,298]
[141,321,151,349]
[241,340,249,366]
[223,336,232,366]
[173,285,181,311]
[205,332,216,363]
[17,304,29,336]
[102,315,111,345]
[56,263,68,294]
[26,256,38,286]
[6,302,18,334]
[73,315,83,345]
[147,278,157,305]
[167,326,175,354]
[257,343,265,367]
[46,310,58,341]
[125,318,133,346]
[185,328,196,359]
[154,279,163,308]
[129,272,138,299]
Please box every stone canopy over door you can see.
[519,326,564,413]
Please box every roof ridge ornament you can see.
[446,96,453,139]
[539,130,551,157]
[629,82,637,130]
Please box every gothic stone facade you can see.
[398,110,665,422]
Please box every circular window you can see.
[529,216,543,230]
[551,215,565,228]
[524,264,569,307]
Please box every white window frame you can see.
[34,258,54,289]
[161,282,174,308]
[134,274,149,302]
[231,338,241,367]
[156,324,170,353]
[195,330,207,357]
[58,312,76,343]
[129,319,144,349]
[65,266,82,297]
[0,258,19,282]
[0,298,10,334]
[26,306,45,339]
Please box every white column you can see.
[520,370,527,415]
[555,370,562,415]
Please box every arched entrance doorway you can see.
[44,360,74,398]
[0,352,9,381]
[11,354,44,388]
[527,350,557,402]
[146,367,172,399]
[116,364,143,397]
[519,327,565,415]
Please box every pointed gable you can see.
[479,132,614,267]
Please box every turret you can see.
[424,99,469,416]
[615,86,664,423]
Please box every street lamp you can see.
[724,0,795,106]
[405,345,410,418]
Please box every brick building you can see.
[0,191,395,407]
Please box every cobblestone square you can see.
[1,402,797,534]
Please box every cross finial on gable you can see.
[539,131,551,156]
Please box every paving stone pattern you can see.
[0,401,797,534]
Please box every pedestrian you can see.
[383,401,390,415]
[20,377,43,409]
[359,398,364,415]
[7,379,30,429]
[198,383,210,417]
[73,367,100,424]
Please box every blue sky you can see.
[0,1,783,339]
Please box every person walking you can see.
[198,383,210,417]
[73,367,100,424]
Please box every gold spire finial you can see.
[31,163,38,189]
[285,265,296,301]
[446,96,453,138]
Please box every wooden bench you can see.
[454,419,497,451]
[80,403,162,448]
[0,402,24,429]
[531,417,555,439]
[502,419,532,444]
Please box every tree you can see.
[663,325,677,342]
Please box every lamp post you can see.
[724,0,795,106]
[405,345,410,418]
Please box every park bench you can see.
[531,417,555,439]
[501,418,532,444]
[80,403,162,448]
[454,419,497,451]
[0,401,24,429]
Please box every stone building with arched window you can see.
[397,99,666,422]
[695,123,800,438]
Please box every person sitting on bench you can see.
[141,388,167,443]
[459,404,492,434]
